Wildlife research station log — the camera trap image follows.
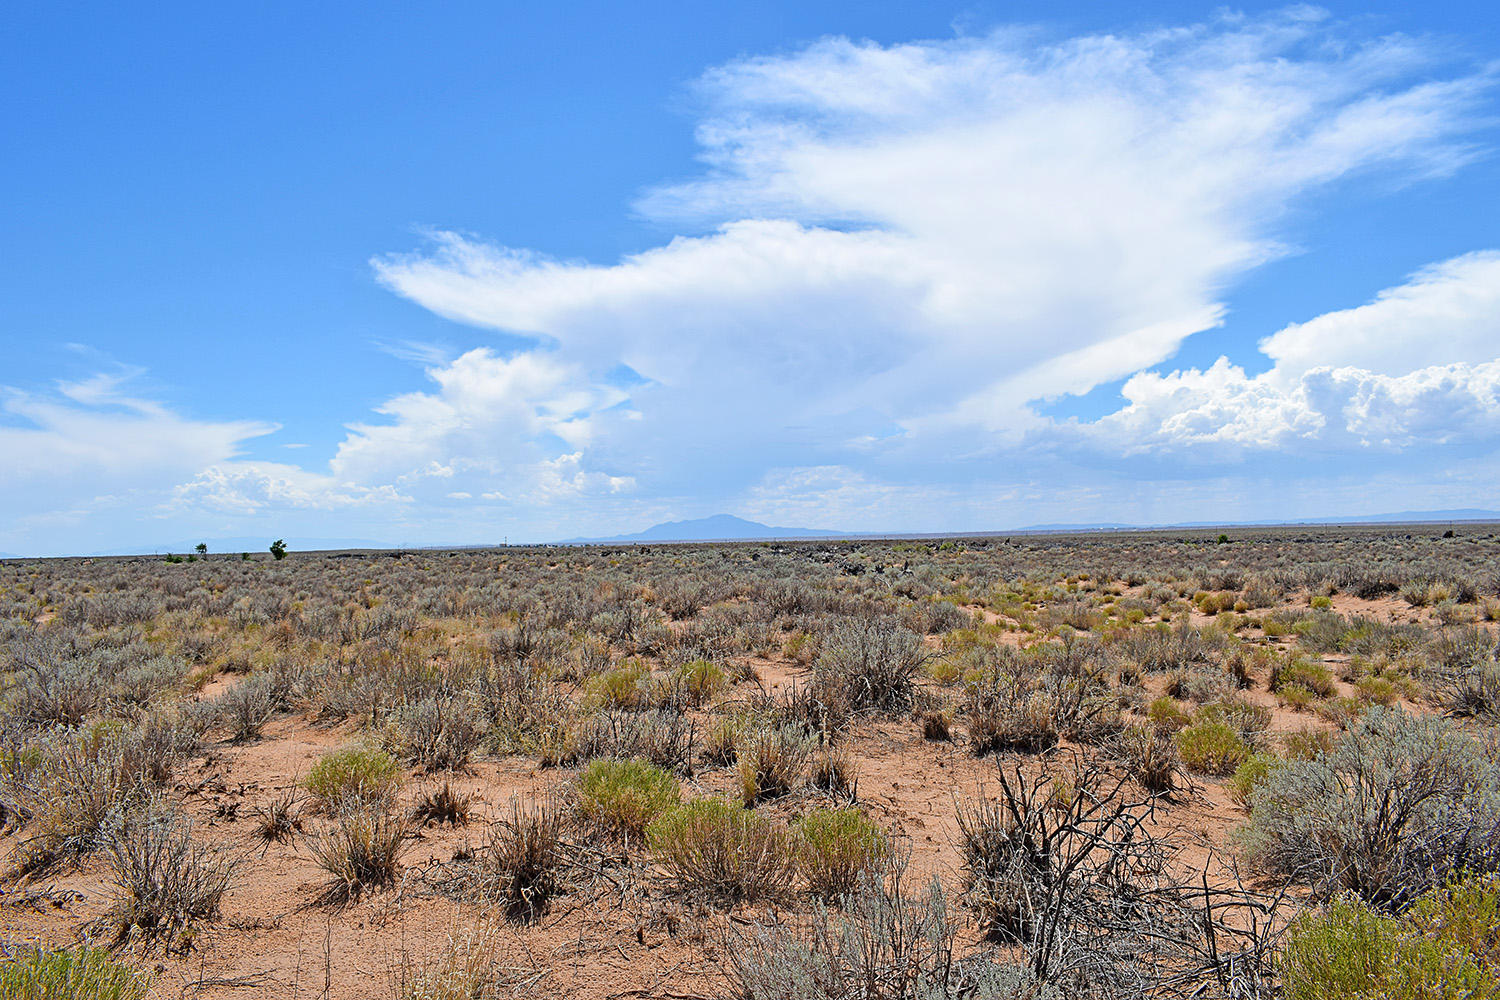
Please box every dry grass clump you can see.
[729,854,1038,1000]
[920,709,952,741]
[955,794,1046,943]
[807,744,859,801]
[5,724,183,875]
[252,785,303,844]
[411,780,472,827]
[308,803,410,902]
[390,921,541,1000]
[1118,724,1179,793]
[736,724,811,804]
[479,796,568,920]
[966,684,1058,756]
[646,797,793,902]
[564,710,697,773]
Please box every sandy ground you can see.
[0,592,1486,999]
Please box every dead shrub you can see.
[103,800,239,947]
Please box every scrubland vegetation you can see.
[1,524,1499,997]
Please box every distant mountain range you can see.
[562,508,1500,544]
[1012,509,1500,533]
[4,509,1496,560]
[561,513,842,544]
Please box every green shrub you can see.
[1174,720,1249,775]
[646,797,792,902]
[1194,698,1272,749]
[671,660,726,706]
[304,745,401,812]
[1282,728,1335,760]
[583,661,651,710]
[576,758,679,839]
[793,807,888,899]
[1282,895,1499,1000]
[1227,752,1279,807]
[1356,675,1399,706]
[0,946,149,1000]
[1271,658,1336,697]
[1244,708,1500,908]
[1146,696,1191,732]
[1278,682,1317,710]
[1406,875,1500,969]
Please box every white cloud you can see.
[1081,252,1500,456]
[168,463,410,515]
[1260,251,1500,374]
[0,373,273,492]
[330,346,630,502]
[374,10,1490,487]
[532,452,636,499]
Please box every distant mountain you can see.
[1014,521,1140,532]
[562,513,844,544]
[1318,508,1500,524]
[1009,509,1500,533]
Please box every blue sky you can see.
[3,1,1500,555]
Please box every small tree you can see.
[269,539,287,560]
[194,542,208,556]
